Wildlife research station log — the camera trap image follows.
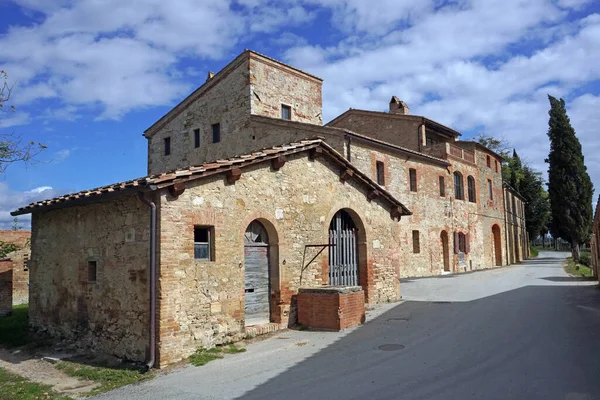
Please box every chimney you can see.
[206,71,215,82]
[389,96,409,115]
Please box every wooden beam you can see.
[309,147,323,160]
[226,168,242,184]
[367,190,380,201]
[168,182,186,198]
[340,169,354,182]
[271,155,287,170]
[390,206,402,220]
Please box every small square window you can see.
[409,169,417,192]
[412,230,420,254]
[194,226,214,261]
[88,261,97,283]
[376,161,385,185]
[194,129,200,148]
[439,176,445,197]
[281,104,291,120]
[164,137,171,156]
[212,123,221,143]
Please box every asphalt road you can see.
[95,251,600,400]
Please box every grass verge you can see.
[188,344,246,366]
[0,304,30,348]
[0,367,70,400]
[564,257,594,278]
[56,361,150,396]
[530,246,539,258]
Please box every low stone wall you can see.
[297,286,365,331]
[0,260,14,316]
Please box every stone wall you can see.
[156,152,402,366]
[0,230,30,305]
[504,187,528,264]
[348,139,506,277]
[0,260,13,317]
[29,196,150,362]
[249,53,322,125]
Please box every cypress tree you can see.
[546,95,594,261]
[509,149,522,191]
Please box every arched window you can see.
[454,172,464,200]
[467,176,476,203]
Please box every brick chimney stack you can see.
[389,96,409,115]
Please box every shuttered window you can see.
[412,230,420,254]
[409,169,417,192]
[454,172,464,200]
[467,176,476,203]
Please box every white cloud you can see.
[0,183,67,229]
[0,112,31,128]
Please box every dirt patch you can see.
[0,347,97,397]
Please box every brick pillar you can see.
[0,260,14,317]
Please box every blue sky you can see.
[0,0,599,228]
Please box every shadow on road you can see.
[236,284,600,400]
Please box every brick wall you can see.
[297,287,365,331]
[0,260,13,317]
[0,231,30,305]
[29,196,150,362]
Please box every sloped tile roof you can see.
[12,139,411,218]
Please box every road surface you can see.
[95,251,600,400]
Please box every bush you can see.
[530,246,539,258]
[579,251,591,267]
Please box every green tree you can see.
[0,70,46,173]
[546,95,594,262]
[519,165,551,242]
[509,149,523,190]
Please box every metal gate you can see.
[328,210,358,286]
[244,221,270,324]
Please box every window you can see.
[486,155,491,168]
[409,169,417,192]
[412,230,420,254]
[281,104,291,120]
[426,136,439,146]
[453,172,464,200]
[376,161,385,185]
[164,137,171,156]
[212,123,221,143]
[194,227,214,260]
[467,176,476,203]
[88,261,97,282]
[439,176,446,197]
[495,160,499,173]
[194,128,200,148]
[488,179,494,200]
[457,232,467,253]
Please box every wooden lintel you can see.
[271,155,287,170]
[390,206,402,220]
[168,182,186,198]
[340,169,354,182]
[309,147,323,160]
[226,168,242,184]
[367,190,380,201]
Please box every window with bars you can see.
[409,168,417,192]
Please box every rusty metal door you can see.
[244,221,270,324]
[328,210,358,286]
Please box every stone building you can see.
[0,230,31,316]
[503,184,529,264]
[12,50,525,367]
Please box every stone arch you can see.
[492,224,502,266]
[324,207,369,300]
[240,213,280,325]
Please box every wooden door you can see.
[244,221,270,324]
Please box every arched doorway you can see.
[244,221,270,325]
[328,210,359,286]
[441,231,450,272]
[492,225,502,266]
